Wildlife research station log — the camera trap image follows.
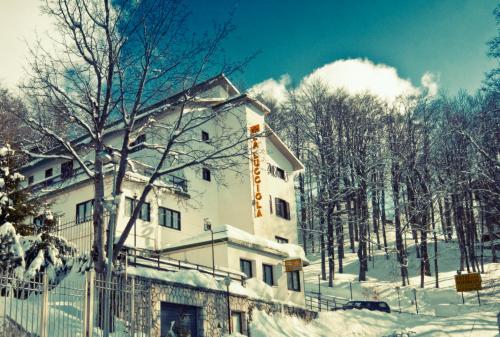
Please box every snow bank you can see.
[226,308,499,337]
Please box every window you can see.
[130,134,146,152]
[28,176,34,185]
[263,264,274,286]
[231,312,244,334]
[287,271,301,291]
[61,161,74,179]
[76,200,93,223]
[45,168,53,178]
[159,207,181,230]
[275,236,289,244]
[201,131,210,142]
[268,164,288,181]
[275,198,290,220]
[202,168,211,181]
[33,216,44,228]
[125,197,151,221]
[240,259,253,278]
[276,167,285,180]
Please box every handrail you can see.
[27,163,188,193]
[122,247,246,285]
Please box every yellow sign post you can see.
[454,272,482,292]
[284,259,303,272]
[454,272,482,305]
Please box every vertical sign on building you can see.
[249,124,263,217]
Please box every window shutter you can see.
[267,163,272,173]
[285,201,291,220]
[284,171,289,181]
[275,197,279,217]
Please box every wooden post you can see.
[83,270,95,337]
[39,273,49,337]
[130,277,135,334]
[413,288,418,314]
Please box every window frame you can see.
[287,270,301,292]
[158,206,181,230]
[240,259,253,279]
[60,161,74,180]
[125,197,151,222]
[202,167,211,181]
[231,311,244,334]
[275,198,291,220]
[275,236,289,244]
[262,264,275,286]
[276,167,285,180]
[201,131,210,142]
[129,134,146,153]
[76,200,93,224]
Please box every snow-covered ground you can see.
[229,239,500,337]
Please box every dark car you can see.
[342,300,391,313]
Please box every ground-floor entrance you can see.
[161,302,199,337]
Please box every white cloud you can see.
[250,58,438,104]
[420,72,439,97]
[248,74,291,105]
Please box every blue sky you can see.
[0,0,496,97]
[189,0,497,94]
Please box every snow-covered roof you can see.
[160,224,309,265]
[265,124,304,171]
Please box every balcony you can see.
[27,164,188,196]
[137,166,188,194]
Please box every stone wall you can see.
[137,276,317,337]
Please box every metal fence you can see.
[50,216,158,253]
[0,272,152,337]
[122,247,246,285]
[305,292,349,312]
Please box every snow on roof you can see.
[161,224,309,265]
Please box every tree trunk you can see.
[93,144,106,274]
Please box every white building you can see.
[20,74,307,306]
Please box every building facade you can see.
[20,75,307,310]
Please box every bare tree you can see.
[18,0,255,272]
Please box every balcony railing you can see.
[27,164,188,194]
[138,166,188,193]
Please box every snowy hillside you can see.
[228,239,500,337]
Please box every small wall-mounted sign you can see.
[284,258,303,272]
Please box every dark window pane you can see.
[45,168,53,178]
[159,207,181,230]
[240,259,253,278]
[130,134,146,152]
[276,167,285,180]
[275,236,288,244]
[275,198,290,220]
[287,271,300,291]
[263,264,274,286]
[61,161,74,179]
[202,168,211,181]
[76,200,93,223]
[201,131,209,142]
